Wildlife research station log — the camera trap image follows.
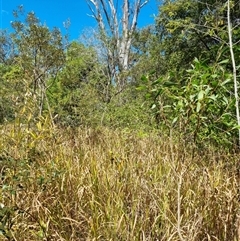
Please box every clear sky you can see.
[0,0,158,41]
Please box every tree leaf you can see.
[151,104,156,109]
[196,102,201,113]
[219,59,229,64]
[198,90,204,101]
[172,116,178,124]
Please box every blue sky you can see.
[0,0,158,40]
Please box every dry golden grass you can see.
[0,120,239,241]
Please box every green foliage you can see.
[9,7,66,119]
[152,0,240,76]
[102,85,153,130]
[134,0,240,150]
[0,64,25,123]
[11,9,65,78]
[48,41,105,126]
[47,40,151,129]
[0,8,67,126]
[0,30,16,65]
[176,59,236,147]
[142,59,237,148]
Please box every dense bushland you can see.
[0,1,240,240]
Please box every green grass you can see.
[0,121,239,241]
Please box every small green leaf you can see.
[136,86,146,91]
[145,93,151,98]
[151,88,158,92]
[219,59,229,64]
[198,90,204,101]
[177,100,183,109]
[223,96,229,105]
[163,105,172,109]
[163,81,176,87]
[208,95,217,101]
[190,94,195,102]
[232,125,240,130]
[221,79,231,86]
[141,75,148,82]
[172,116,178,124]
[211,74,218,78]
[152,78,162,85]
[151,104,156,109]
[196,102,201,113]
[212,80,218,87]
[193,57,199,63]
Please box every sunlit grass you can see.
[0,122,239,241]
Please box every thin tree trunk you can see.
[227,0,240,147]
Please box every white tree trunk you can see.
[227,0,240,147]
[86,0,149,92]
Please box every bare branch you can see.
[86,13,96,19]
[86,0,105,31]
[108,0,119,39]
[86,1,98,20]
[140,0,149,8]
[100,0,112,32]
[85,0,149,92]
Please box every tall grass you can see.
[0,120,239,241]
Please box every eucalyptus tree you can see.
[85,0,149,95]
